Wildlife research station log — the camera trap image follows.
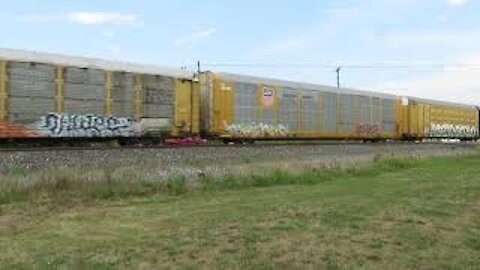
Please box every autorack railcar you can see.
[199,71,403,141]
[0,49,199,142]
[0,49,478,144]
[400,97,479,140]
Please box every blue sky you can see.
[1,0,479,104]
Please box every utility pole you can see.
[336,66,342,88]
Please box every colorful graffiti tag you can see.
[225,122,288,137]
[39,113,136,137]
[356,123,381,136]
[428,123,478,138]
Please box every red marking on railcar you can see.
[0,122,39,138]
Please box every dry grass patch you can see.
[0,153,480,269]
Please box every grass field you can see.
[0,153,479,269]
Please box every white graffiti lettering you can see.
[225,122,289,137]
[40,113,136,137]
[427,123,478,138]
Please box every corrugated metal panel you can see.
[0,57,192,139]
[382,99,396,133]
[64,67,104,85]
[262,105,276,125]
[279,88,298,132]
[199,72,212,132]
[321,93,337,133]
[9,97,53,123]
[300,93,319,132]
[8,62,56,98]
[259,86,276,125]
[112,72,134,102]
[340,95,357,133]
[360,96,370,124]
[112,102,133,117]
[143,104,173,118]
[233,82,257,125]
[142,74,175,119]
[64,84,104,100]
[64,100,104,115]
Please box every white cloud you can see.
[18,12,143,26]
[446,0,469,7]
[68,12,142,26]
[173,28,217,47]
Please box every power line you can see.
[200,63,480,70]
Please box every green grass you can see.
[0,153,480,269]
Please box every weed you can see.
[0,154,441,205]
[165,175,188,196]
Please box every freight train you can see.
[0,49,478,144]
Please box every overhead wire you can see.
[198,63,480,70]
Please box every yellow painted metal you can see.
[133,74,143,120]
[212,75,234,133]
[395,99,404,138]
[190,80,200,134]
[104,71,113,116]
[55,65,65,113]
[401,99,478,139]
[207,74,426,141]
[0,60,8,121]
[173,78,200,136]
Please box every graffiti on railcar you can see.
[356,123,381,136]
[428,123,478,138]
[225,122,288,137]
[38,113,136,137]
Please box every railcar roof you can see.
[213,72,398,100]
[0,48,193,79]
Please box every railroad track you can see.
[0,140,475,152]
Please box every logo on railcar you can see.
[262,87,275,107]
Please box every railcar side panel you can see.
[173,78,200,136]
[203,72,401,140]
[402,98,479,139]
[0,52,198,140]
